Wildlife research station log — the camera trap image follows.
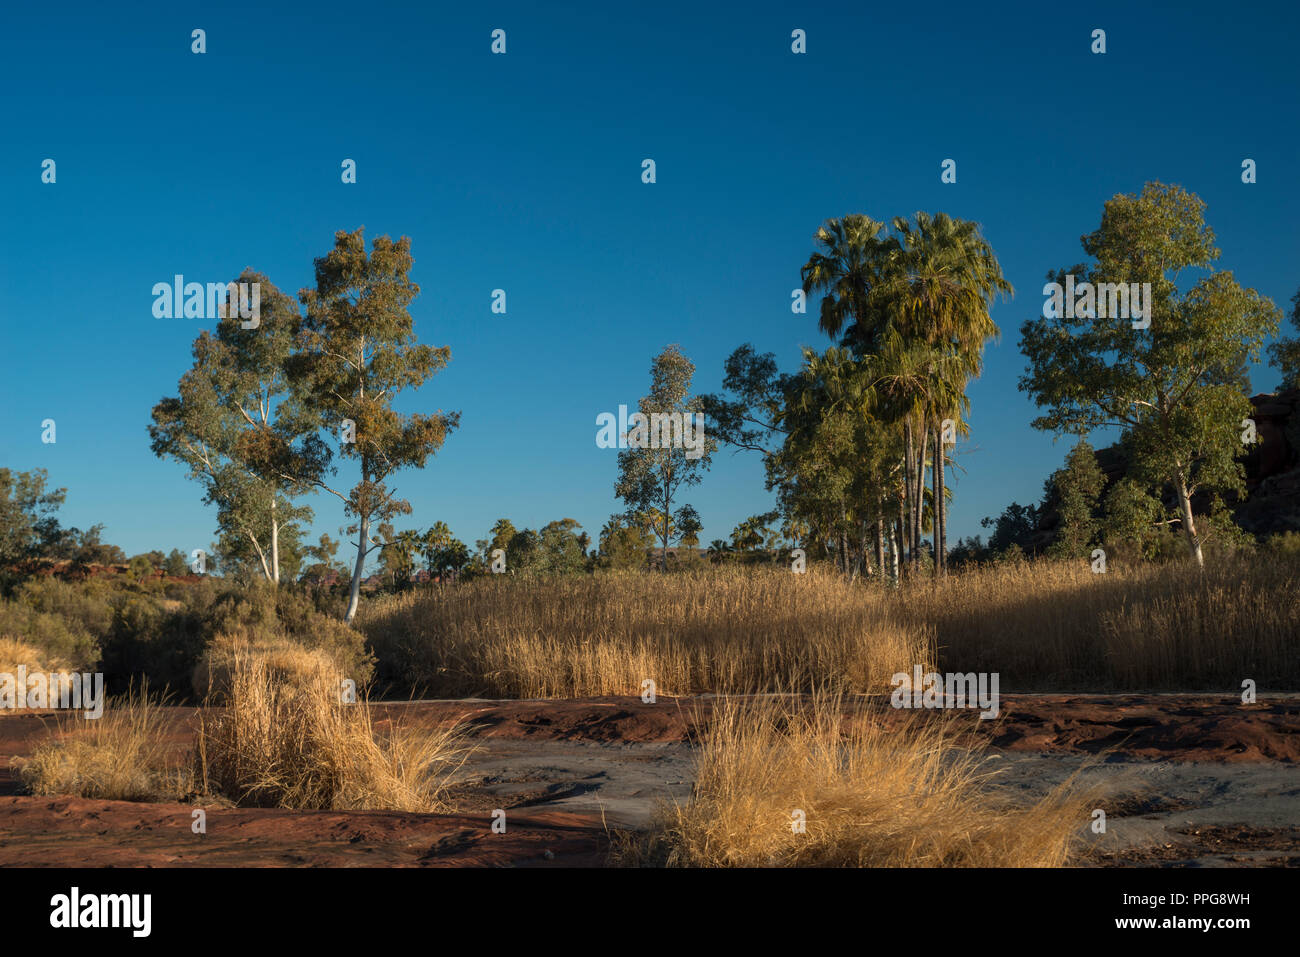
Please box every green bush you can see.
[1263,530,1300,555]
[12,577,115,640]
[1,573,371,700]
[0,603,99,670]
[197,583,373,691]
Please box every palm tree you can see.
[863,213,1011,575]
[848,336,951,574]
[800,212,1010,579]
[801,215,895,347]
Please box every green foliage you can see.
[981,503,1039,555]
[1267,286,1300,390]
[420,522,470,577]
[946,535,989,568]
[0,603,99,670]
[731,511,780,555]
[0,573,369,699]
[376,524,420,589]
[1045,440,1106,559]
[532,519,587,574]
[127,555,155,582]
[599,514,653,570]
[1100,479,1168,560]
[195,582,374,689]
[1199,497,1257,558]
[477,518,588,576]
[163,549,190,577]
[0,468,67,569]
[1019,182,1282,565]
[614,345,714,564]
[12,576,116,638]
[292,228,459,620]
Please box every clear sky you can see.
[3,0,1298,564]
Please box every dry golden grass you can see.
[16,684,187,801]
[893,556,1300,690]
[364,554,1299,696]
[614,690,1101,867]
[194,642,472,811]
[192,625,366,699]
[0,636,70,675]
[361,566,930,698]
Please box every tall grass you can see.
[614,690,1100,867]
[194,643,471,811]
[360,566,929,698]
[0,636,70,675]
[16,683,186,801]
[363,554,1300,696]
[893,556,1300,690]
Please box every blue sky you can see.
[2,0,1298,564]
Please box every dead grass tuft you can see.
[16,683,186,801]
[194,642,472,811]
[614,690,1102,867]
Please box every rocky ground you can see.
[0,694,1295,866]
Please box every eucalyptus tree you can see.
[0,467,66,569]
[1019,182,1279,567]
[289,229,459,621]
[614,345,715,567]
[783,347,903,580]
[149,271,326,583]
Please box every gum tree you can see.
[614,345,715,567]
[0,468,67,568]
[149,271,326,582]
[290,228,458,622]
[1019,182,1280,567]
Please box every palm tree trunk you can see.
[935,426,947,576]
[935,429,946,579]
[889,519,900,585]
[914,423,928,573]
[894,508,906,583]
[903,422,914,567]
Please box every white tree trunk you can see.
[1175,471,1204,568]
[889,520,901,586]
[270,494,280,585]
[344,514,369,623]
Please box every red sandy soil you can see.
[364,693,1300,763]
[0,797,604,867]
[1,693,1295,867]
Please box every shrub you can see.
[0,603,98,670]
[196,583,373,693]
[16,684,185,801]
[615,690,1100,867]
[194,645,469,811]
